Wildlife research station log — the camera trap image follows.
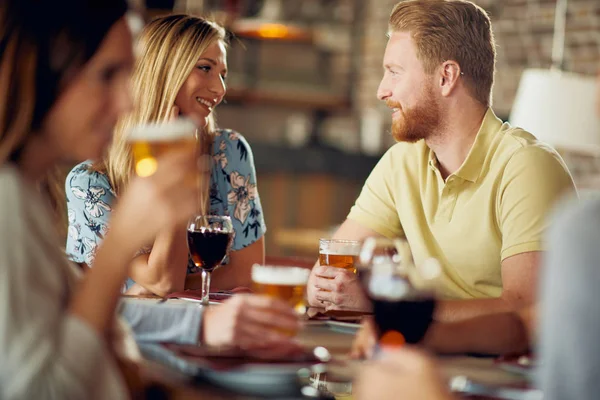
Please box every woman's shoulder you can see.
[213,129,254,163]
[67,161,95,179]
[214,128,248,145]
[67,161,112,189]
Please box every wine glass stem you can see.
[201,270,211,306]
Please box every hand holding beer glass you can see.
[125,118,203,248]
[252,264,310,316]
[246,265,310,359]
[310,239,369,311]
[129,118,223,305]
[128,118,198,178]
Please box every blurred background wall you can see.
[148,0,600,257]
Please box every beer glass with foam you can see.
[318,239,361,273]
[252,264,310,314]
[128,118,197,177]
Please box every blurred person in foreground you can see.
[0,1,299,398]
[0,1,188,397]
[354,196,600,400]
[65,15,266,297]
[354,54,600,400]
[308,0,575,323]
[535,67,600,400]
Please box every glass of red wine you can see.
[357,237,438,346]
[187,215,234,305]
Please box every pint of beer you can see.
[252,264,310,313]
[319,239,361,273]
[128,119,197,177]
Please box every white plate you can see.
[326,321,360,335]
[140,343,316,397]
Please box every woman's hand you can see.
[354,346,456,400]
[201,294,302,352]
[109,147,199,253]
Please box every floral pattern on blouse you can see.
[65,129,266,276]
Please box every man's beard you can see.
[388,84,442,143]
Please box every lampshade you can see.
[509,68,600,154]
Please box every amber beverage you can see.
[318,239,361,273]
[252,264,310,314]
[128,119,197,177]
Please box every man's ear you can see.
[439,60,462,98]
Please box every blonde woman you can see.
[65,15,266,296]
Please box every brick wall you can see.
[358,0,600,118]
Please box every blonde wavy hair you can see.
[97,14,227,195]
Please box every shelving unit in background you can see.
[219,0,361,149]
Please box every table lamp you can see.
[509,0,600,154]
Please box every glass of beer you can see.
[128,118,197,177]
[251,264,310,314]
[319,239,361,273]
[187,215,234,306]
[357,237,438,346]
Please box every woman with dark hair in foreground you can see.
[0,1,200,398]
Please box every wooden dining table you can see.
[131,297,535,400]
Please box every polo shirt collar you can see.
[428,108,502,183]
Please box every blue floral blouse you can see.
[65,129,267,274]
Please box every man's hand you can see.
[307,265,370,311]
[350,316,377,359]
[354,346,456,400]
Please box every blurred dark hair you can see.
[0,0,128,163]
[0,0,128,241]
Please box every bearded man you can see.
[307,0,576,322]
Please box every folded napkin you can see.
[306,306,371,323]
[165,287,253,303]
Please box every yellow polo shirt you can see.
[348,109,576,299]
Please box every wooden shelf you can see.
[274,228,327,255]
[225,87,350,111]
[231,20,313,44]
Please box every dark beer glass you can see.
[187,215,233,305]
[358,237,436,345]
